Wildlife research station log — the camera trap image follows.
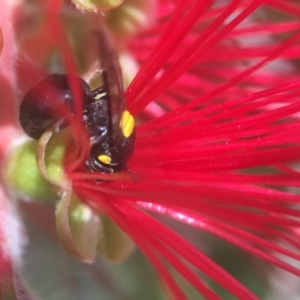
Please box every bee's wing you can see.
[97,23,125,143]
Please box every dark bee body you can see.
[83,81,136,173]
[19,26,135,173]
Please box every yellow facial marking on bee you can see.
[94,92,107,100]
[120,110,134,138]
[97,154,111,165]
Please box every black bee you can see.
[19,26,135,173]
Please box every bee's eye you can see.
[19,74,91,140]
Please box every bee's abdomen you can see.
[19,74,91,140]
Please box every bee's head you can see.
[85,125,136,173]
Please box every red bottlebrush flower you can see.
[3,0,300,299]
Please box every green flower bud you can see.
[5,129,69,202]
[5,139,57,202]
[56,188,100,263]
[98,213,135,263]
